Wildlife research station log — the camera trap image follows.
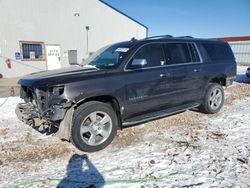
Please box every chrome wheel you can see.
[80,111,112,146]
[209,88,222,111]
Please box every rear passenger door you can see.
[163,42,205,105]
[184,43,206,100]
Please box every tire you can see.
[199,83,224,114]
[71,101,118,152]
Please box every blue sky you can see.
[103,0,250,38]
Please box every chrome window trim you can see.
[124,41,203,72]
[193,43,203,63]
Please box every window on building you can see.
[20,41,45,61]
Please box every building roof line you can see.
[99,0,148,33]
[216,36,250,42]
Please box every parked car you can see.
[16,35,236,152]
[246,67,250,77]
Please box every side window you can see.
[164,43,191,64]
[188,43,201,62]
[128,43,165,69]
[202,43,234,60]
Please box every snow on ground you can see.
[0,83,250,188]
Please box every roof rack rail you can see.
[145,35,173,40]
[178,36,193,38]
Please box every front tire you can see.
[199,83,224,114]
[71,101,118,152]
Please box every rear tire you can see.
[199,83,224,114]
[71,101,118,152]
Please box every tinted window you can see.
[188,43,201,62]
[165,43,192,64]
[202,42,234,60]
[87,44,130,69]
[129,43,165,68]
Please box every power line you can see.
[0,96,9,108]
[0,55,44,71]
[4,172,224,188]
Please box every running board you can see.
[123,103,200,127]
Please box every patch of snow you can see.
[0,95,250,188]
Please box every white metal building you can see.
[217,36,250,66]
[0,0,147,78]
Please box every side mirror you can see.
[128,58,147,69]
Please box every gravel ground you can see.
[0,80,250,187]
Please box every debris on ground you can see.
[0,83,250,187]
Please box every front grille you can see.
[35,89,50,111]
[20,86,34,102]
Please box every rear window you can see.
[164,43,191,64]
[188,43,201,62]
[164,43,200,65]
[202,42,234,60]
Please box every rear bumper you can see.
[246,72,250,77]
[225,76,235,86]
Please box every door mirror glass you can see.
[129,58,147,69]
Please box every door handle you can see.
[160,73,170,78]
[193,69,199,72]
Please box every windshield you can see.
[84,44,130,69]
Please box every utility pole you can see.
[85,26,90,56]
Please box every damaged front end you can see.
[16,85,73,130]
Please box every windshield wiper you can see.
[95,64,116,69]
[83,64,99,69]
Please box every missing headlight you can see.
[51,86,64,95]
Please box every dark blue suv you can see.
[16,35,236,152]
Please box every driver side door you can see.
[123,43,173,119]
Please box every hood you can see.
[18,65,103,87]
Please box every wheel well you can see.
[76,95,122,129]
[210,77,226,86]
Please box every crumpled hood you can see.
[18,66,103,87]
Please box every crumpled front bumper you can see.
[15,103,40,124]
[15,102,70,125]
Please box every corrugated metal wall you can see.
[228,41,250,65]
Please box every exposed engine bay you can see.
[16,85,72,130]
